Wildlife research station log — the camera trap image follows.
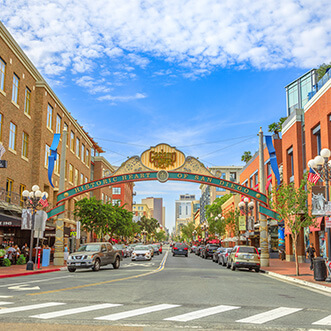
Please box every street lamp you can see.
[238,197,255,245]
[192,229,197,242]
[308,148,331,282]
[22,186,48,270]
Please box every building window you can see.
[55,152,60,174]
[86,149,90,164]
[229,172,237,182]
[56,114,62,134]
[313,125,321,156]
[64,122,68,132]
[80,173,84,185]
[287,147,294,182]
[47,104,53,130]
[24,87,31,115]
[0,57,5,91]
[102,193,105,202]
[76,138,80,158]
[112,187,121,195]
[75,169,78,186]
[69,164,74,183]
[19,184,26,207]
[6,178,13,203]
[45,144,50,167]
[0,113,3,142]
[9,122,16,150]
[22,132,29,158]
[112,199,121,206]
[70,131,75,152]
[81,144,85,162]
[84,176,88,184]
[287,82,298,115]
[12,74,19,104]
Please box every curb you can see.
[261,269,331,293]
[0,267,65,279]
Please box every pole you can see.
[259,127,269,266]
[325,161,331,282]
[26,210,35,270]
[245,202,249,245]
[54,128,67,266]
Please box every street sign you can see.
[326,216,331,229]
[0,160,7,168]
[76,221,81,239]
[104,234,110,241]
[239,216,246,231]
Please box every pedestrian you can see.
[21,243,29,259]
[6,244,16,265]
[63,244,69,265]
[306,243,316,270]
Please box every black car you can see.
[201,244,219,259]
[172,242,189,257]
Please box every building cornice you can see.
[281,109,303,135]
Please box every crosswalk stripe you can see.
[312,314,331,326]
[0,301,14,305]
[30,303,122,319]
[95,304,180,321]
[0,296,13,298]
[236,307,302,324]
[164,305,241,322]
[0,302,65,314]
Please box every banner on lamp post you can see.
[326,216,331,229]
[239,216,246,231]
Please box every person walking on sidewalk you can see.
[306,243,316,270]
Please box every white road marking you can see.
[236,307,302,324]
[95,304,180,321]
[0,295,13,298]
[8,285,40,291]
[0,302,65,314]
[164,305,240,322]
[0,301,14,305]
[0,275,73,288]
[30,303,122,319]
[312,314,331,326]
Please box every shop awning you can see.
[309,217,323,232]
[0,213,22,227]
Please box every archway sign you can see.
[47,143,276,220]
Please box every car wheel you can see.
[218,258,222,265]
[113,256,120,269]
[226,261,231,269]
[231,262,236,271]
[185,254,188,257]
[255,268,260,272]
[222,259,226,266]
[68,267,76,272]
[173,253,175,256]
[92,259,100,271]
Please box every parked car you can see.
[113,244,126,257]
[195,245,205,256]
[190,245,197,253]
[151,244,160,255]
[67,242,122,272]
[146,245,154,257]
[201,244,219,259]
[218,247,233,266]
[227,245,260,272]
[172,242,189,257]
[212,247,225,262]
[131,245,152,261]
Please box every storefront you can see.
[0,213,29,247]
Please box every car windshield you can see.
[78,244,101,252]
[175,243,187,248]
[135,246,149,251]
[238,247,257,253]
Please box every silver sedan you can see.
[131,246,152,261]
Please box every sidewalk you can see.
[261,258,331,292]
[0,263,67,278]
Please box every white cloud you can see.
[1,0,330,80]
[97,92,147,102]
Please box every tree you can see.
[205,195,232,237]
[241,151,252,163]
[137,216,160,241]
[155,230,167,242]
[268,117,287,137]
[270,176,314,276]
[317,62,331,81]
[180,222,196,242]
[223,209,240,244]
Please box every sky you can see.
[1,0,330,231]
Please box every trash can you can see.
[313,257,327,281]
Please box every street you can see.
[0,247,330,330]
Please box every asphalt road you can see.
[0,246,330,330]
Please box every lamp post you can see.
[308,148,331,282]
[192,230,197,242]
[238,197,255,245]
[22,185,48,270]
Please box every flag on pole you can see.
[39,195,49,208]
[308,167,321,184]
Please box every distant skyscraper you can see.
[175,194,196,235]
[141,197,164,226]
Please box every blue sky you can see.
[1,0,330,231]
